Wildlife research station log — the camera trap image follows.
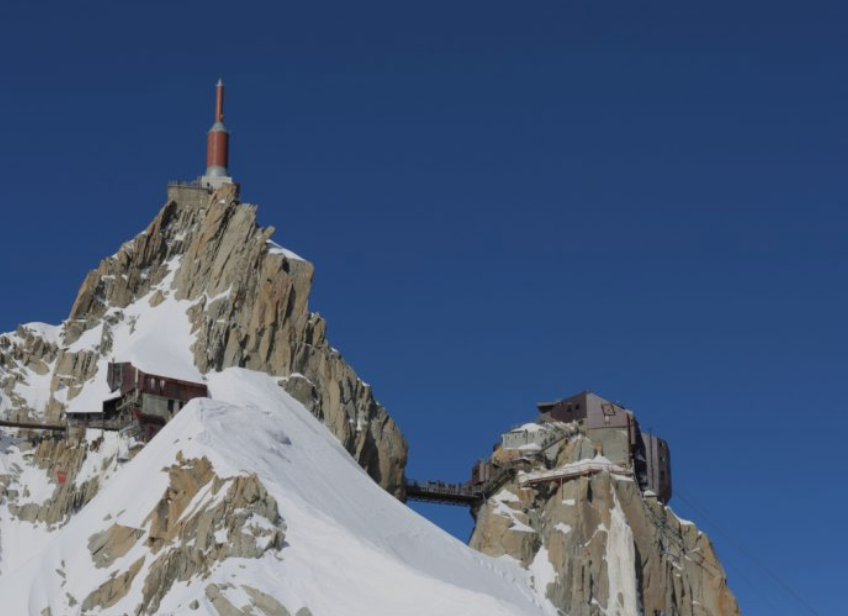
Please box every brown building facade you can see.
[537,390,673,504]
[68,362,208,440]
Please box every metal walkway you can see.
[518,460,631,488]
[0,419,67,432]
[405,481,483,506]
[405,460,530,507]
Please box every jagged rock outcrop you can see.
[0,182,742,616]
[205,583,304,616]
[0,324,61,422]
[470,433,741,616]
[1,184,407,497]
[0,433,120,529]
[81,454,287,615]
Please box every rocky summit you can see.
[0,186,741,615]
[2,183,407,497]
[469,426,741,616]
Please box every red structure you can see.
[205,79,230,179]
[106,362,208,440]
[66,362,208,441]
[105,362,208,401]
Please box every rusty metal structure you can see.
[640,432,673,503]
[67,362,208,440]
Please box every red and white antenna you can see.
[205,79,229,179]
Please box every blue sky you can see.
[1,2,844,614]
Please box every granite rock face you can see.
[0,325,62,422]
[1,185,407,497]
[0,433,120,531]
[79,455,287,615]
[0,183,743,616]
[470,433,741,616]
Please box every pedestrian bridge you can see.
[405,461,529,507]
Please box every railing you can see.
[167,180,210,190]
[479,462,521,496]
[0,418,66,432]
[518,460,632,488]
[116,389,140,413]
[405,480,484,506]
[66,414,133,431]
[406,459,532,507]
[503,426,567,454]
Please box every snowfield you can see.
[0,368,558,616]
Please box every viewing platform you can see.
[405,480,483,506]
[518,458,631,488]
[405,460,530,507]
[0,418,66,432]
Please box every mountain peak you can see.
[2,184,406,497]
[0,184,743,616]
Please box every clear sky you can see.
[1,2,844,614]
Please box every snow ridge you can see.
[0,368,557,616]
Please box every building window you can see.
[168,399,174,412]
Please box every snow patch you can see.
[528,547,557,596]
[19,323,62,346]
[72,430,127,489]
[520,455,629,486]
[604,487,639,616]
[489,489,536,534]
[509,423,545,434]
[668,507,696,527]
[267,240,305,262]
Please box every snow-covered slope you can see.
[0,368,556,616]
